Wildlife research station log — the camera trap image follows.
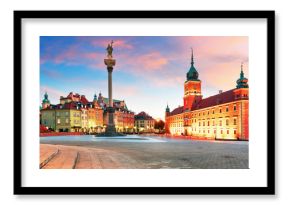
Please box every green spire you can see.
[240,62,244,78]
[166,103,170,112]
[186,48,199,81]
[94,93,97,101]
[191,47,194,67]
[236,62,249,88]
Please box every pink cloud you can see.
[82,52,100,60]
[54,49,76,64]
[113,40,134,49]
[41,67,62,78]
[136,52,168,70]
[117,51,168,74]
[201,61,248,91]
[177,36,248,62]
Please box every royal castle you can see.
[165,50,249,140]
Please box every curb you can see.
[39,148,59,169]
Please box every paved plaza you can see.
[40,135,248,169]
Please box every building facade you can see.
[97,92,135,133]
[41,91,134,133]
[135,111,155,133]
[165,51,249,140]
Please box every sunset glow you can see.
[40,36,248,119]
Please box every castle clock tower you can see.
[183,48,202,111]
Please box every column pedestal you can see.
[105,106,116,134]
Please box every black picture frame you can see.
[14,10,275,195]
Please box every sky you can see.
[40,36,248,120]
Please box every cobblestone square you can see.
[40,135,248,169]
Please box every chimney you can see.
[219,90,223,94]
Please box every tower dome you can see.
[93,93,97,101]
[42,92,50,103]
[236,63,249,88]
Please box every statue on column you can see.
[106,40,114,58]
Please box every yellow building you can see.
[41,101,82,132]
[40,92,134,134]
[134,111,155,133]
[41,109,56,131]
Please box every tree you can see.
[154,120,165,132]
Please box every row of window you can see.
[197,118,237,126]
[195,129,237,135]
[56,111,69,117]
[196,105,237,117]
[171,118,237,127]
[170,104,238,121]
[170,129,237,135]
[56,118,80,124]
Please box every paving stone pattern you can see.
[40,137,248,169]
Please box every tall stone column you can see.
[108,67,113,107]
[104,42,116,135]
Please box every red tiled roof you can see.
[80,96,89,104]
[192,89,236,110]
[67,92,80,99]
[41,102,79,110]
[57,102,79,109]
[135,111,154,120]
[169,89,237,116]
[170,106,184,115]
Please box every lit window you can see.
[66,118,69,124]
[57,118,60,124]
